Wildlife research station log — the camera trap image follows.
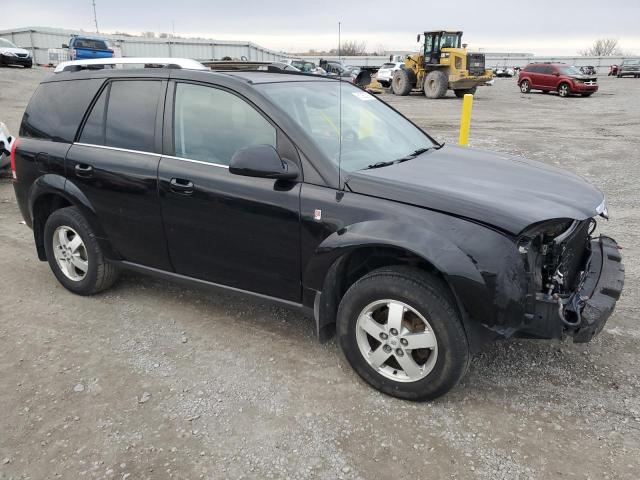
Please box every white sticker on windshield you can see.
[352,91,375,101]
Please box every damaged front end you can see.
[517,217,624,343]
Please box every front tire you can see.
[337,267,470,401]
[558,82,570,97]
[423,70,448,98]
[44,207,119,295]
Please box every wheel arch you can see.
[28,175,118,261]
[304,221,496,351]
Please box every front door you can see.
[158,82,302,302]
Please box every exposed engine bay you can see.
[517,217,621,341]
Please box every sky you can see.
[2,0,639,55]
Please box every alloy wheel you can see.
[559,84,569,97]
[355,299,438,383]
[52,226,88,281]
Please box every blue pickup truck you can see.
[62,36,114,61]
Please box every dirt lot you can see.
[0,66,639,480]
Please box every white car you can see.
[376,62,404,87]
[0,38,33,68]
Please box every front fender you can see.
[303,220,494,325]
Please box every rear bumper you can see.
[530,236,624,342]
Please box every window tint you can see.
[20,79,102,142]
[79,86,107,145]
[79,80,161,152]
[106,81,160,151]
[541,66,554,74]
[73,38,108,50]
[173,83,276,165]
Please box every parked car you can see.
[63,36,113,61]
[0,38,33,68]
[283,59,325,75]
[518,63,598,97]
[11,57,624,401]
[493,66,515,78]
[617,59,640,78]
[376,62,404,87]
[579,65,597,75]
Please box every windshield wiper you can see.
[364,146,433,170]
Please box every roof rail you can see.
[54,57,208,73]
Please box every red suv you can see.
[518,63,598,97]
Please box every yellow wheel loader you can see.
[389,31,493,99]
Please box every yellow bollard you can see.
[458,93,474,146]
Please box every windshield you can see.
[559,66,583,75]
[0,38,17,48]
[258,81,436,172]
[622,59,640,65]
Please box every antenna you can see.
[92,0,99,33]
[338,21,342,189]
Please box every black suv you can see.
[12,59,624,401]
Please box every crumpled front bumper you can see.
[530,236,624,342]
[570,236,624,342]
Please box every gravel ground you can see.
[0,66,639,480]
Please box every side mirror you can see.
[62,44,69,49]
[554,71,560,76]
[229,144,299,180]
[416,34,421,43]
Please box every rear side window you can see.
[541,66,554,74]
[79,80,162,152]
[173,83,276,165]
[20,79,102,143]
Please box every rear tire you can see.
[391,69,414,96]
[337,266,470,401]
[423,70,448,98]
[519,80,531,93]
[454,87,477,98]
[44,207,119,295]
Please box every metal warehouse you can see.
[0,26,289,66]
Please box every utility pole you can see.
[92,0,99,33]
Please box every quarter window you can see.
[173,83,276,165]
[79,80,161,152]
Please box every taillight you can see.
[10,137,19,181]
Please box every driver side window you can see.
[173,83,276,166]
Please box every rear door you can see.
[158,81,302,301]
[66,77,172,270]
[538,65,557,89]
[527,65,542,88]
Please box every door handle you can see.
[170,178,194,194]
[75,163,93,177]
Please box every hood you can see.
[0,46,30,56]
[345,145,604,234]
